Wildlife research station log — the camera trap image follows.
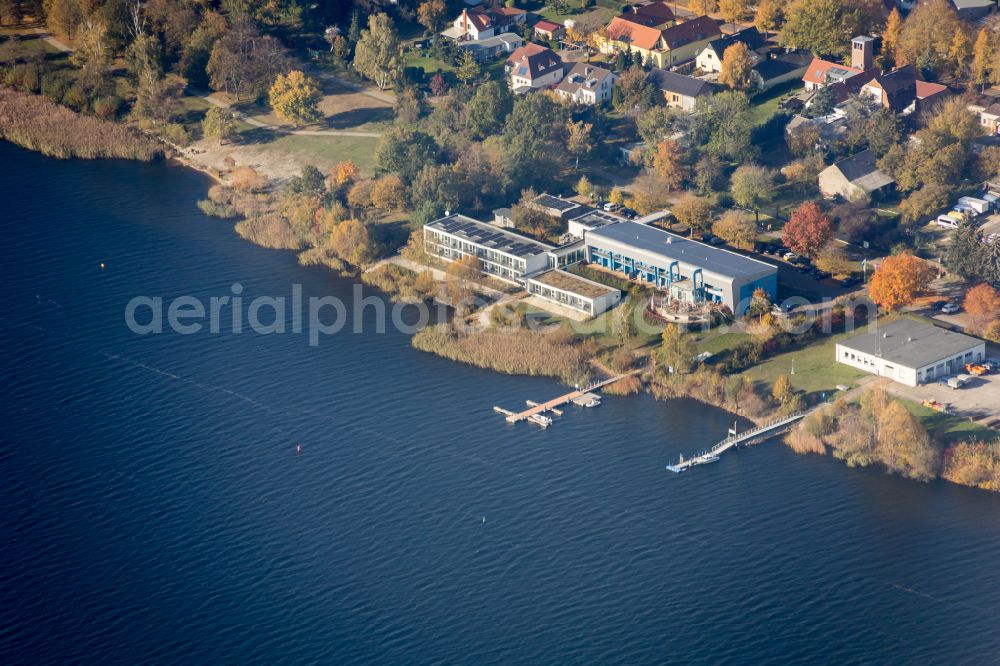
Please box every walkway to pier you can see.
[666,411,808,473]
[496,371,640,425]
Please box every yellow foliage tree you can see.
[868,253,934,311]
[269,70,322,125]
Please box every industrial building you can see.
[582,222,777,316]
[835,319,987,387]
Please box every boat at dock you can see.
[528,413,553,428]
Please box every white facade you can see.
[835,321,986,387]
[525,269,621,316]
[510,66,564,91]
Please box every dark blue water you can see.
[1,142,1000,664]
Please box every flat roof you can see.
[585,221,776,279]
[426,214,552,258]
[529,269,618,300]
[533,193,580,213]
[571,210,624,229]
[838,318,984,369]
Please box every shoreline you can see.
[4,135,998,493]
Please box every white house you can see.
[554,63,617,105]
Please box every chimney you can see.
[462,9,468,41]
[852,36,874,71]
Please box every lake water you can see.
[2,142,1000,664]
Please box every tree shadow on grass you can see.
[323,106,394,129]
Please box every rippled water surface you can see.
[2,143,1000,664]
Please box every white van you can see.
[936,216,959,228]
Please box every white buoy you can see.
[482,516,486,523]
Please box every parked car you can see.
[948,374,972,389]
[707,236,725,246]
[603,202,619,212]
[839,276,860,288]
[783,251,797,261]
[811,269,831,280]
[940,302,961,314]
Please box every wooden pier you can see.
[494,371,639,427]
[665,411,808,473]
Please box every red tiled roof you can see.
[606,16,664,50]
[916,80,947,99]
[506,42,548,67]
[463,9,492,32]
[508,45,562,81]
[802,58,862,86]
[534,19,562,33]
[633,1,675,24]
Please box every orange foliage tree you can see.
[782,201,833,258]
[963,283,1000,332]
[868,253,934,310]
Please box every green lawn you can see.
[899,399,999,447]
[264,134,379,175]
[695,330,751,356]
[744,330,868,400]
[748,80,802,126]
[537,6,616,25]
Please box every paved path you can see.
[32,28,72,53]
[314,71,395,105]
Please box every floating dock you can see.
[666,411,808,473]
[494,371,637,427]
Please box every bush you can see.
[197,198,237,218]
[40,72,72,102]
[61,84,88,111]
[158,122,192,147]
[234,215,302,249]
[5,63,40,92]
[91,95,122,120]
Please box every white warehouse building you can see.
[835,319,986,387]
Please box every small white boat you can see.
[529,413,552,427]
[698,455,721,464]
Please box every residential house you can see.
[649,68,713,111]
[442,5,527,41]
[818,149,895,200]
[751,50,812,91]
[802,37,874,90]
[555,63,617,105]
[506,44,564,93]
[695,27,765,74]
[458,33,524,63]
[533,19,564,41]
[599,15,720,69]
[971,102,1000,134]
[860,65,948,114]
[951,0,996,21]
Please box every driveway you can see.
[885,363,1000,430]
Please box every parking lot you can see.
[887,345,1000,430]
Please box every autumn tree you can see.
[718,0,748,30]
[207,16,290,100]
[658,324,695,374]
[695,91,756,162]
[201,107,237,144]
[718,41,754,91]
[628,171,671,215]
[972,29,993,90]
[651,138,685,191]
[772,374,793,405]
[780,0,886,58]
[417,0,447,34]
[949,27,971,78]
[730,165,774,223]
[455,49,481,86]
[712,209,756,249]
[352,12,401,90]
[269,70,322,125]
[868,252,934,310]
[688,0,717,16]
[963,283,1000,333]
[371,174,408,211]
[444,254,481,308]
[328,162,357,190]
[881,7,902,68]
[671,192,714,232]
[567,120,594,170]
[783,201,833,258]
[614,65,656,113]
[895,0,960,72]
[755,0,781,38]
[575,175,594,199]
[329,218,372,266]
[232,165,266,191]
